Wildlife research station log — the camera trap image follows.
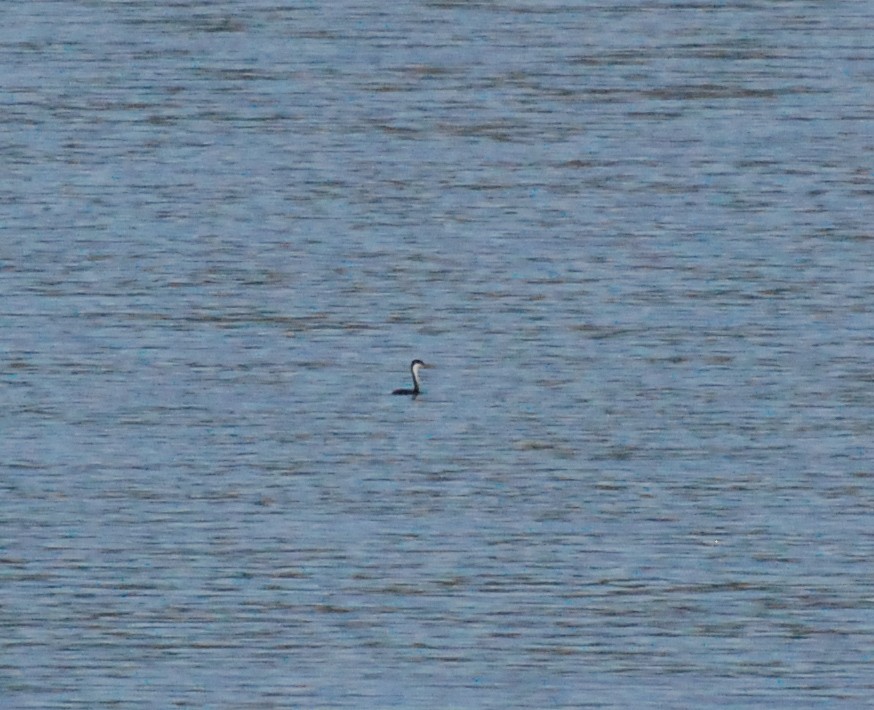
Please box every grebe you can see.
[392,359,432,396]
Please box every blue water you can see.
[3,1,874,707]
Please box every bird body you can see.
[392,359,432,396]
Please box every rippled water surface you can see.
[3,1,874,707]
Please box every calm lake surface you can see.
[3,1,874,707]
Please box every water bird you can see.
[392,359,432,396]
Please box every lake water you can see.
[2,1,874,707]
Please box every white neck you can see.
[411,363,423,390]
